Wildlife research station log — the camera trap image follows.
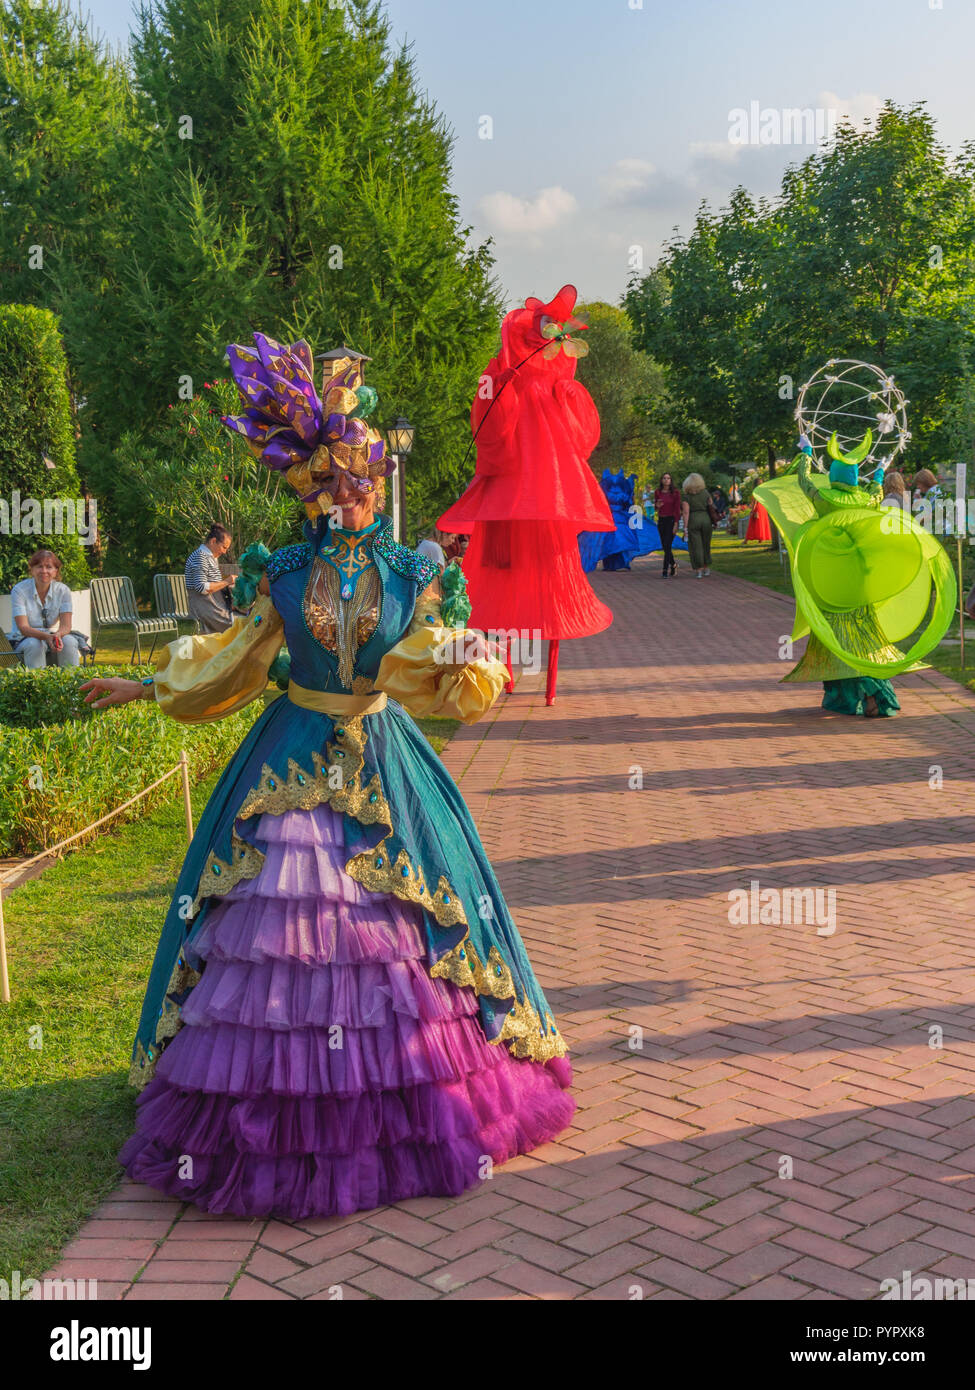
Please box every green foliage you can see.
[574,303,667,472]
[0,664,110,726]
[1,0,503,577]
[0,0,140,309]
[626,102,975,473]
[112,379,300,582]
[0,679,260,853]
[0,304,90,591]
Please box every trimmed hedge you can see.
[0,304,90,592]
[0,664,107,727]
[0,666,260,855]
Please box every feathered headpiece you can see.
[221,333,394,521]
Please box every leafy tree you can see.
[0,0,139,303]
[626,102,975,476]
[0,304,90,591]
[112,379,301,595]
[81,0,501,554]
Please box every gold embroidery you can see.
[166,958,202,996]
[431,934,569,1062]
[129,957,204,1088]
[304,558,380,687]
[345,839,470,930]
[499,997,568,1062]
[129,1039,155,1087]
[431,938,514,997]
[191,832,266,914]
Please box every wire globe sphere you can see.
[795,359,910,484]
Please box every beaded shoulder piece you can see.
[266,541,312,583]
[373,525,439,590]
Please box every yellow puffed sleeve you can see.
[153,593,285,724]
[376,581,507,724]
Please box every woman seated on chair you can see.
[6,549,81,668]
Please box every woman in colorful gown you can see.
[743,497,772,544]
[82,337,574,1219]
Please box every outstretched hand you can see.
[80,677,147,708]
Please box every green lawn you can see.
[0,707,458,1281]
[0,777,215,1281]
[709,528,793,596]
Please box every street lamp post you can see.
[386,415,415,542]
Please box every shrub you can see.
[0,688,261,855]
[0,305,90,592]
[0,664,123,727]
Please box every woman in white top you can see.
[7,549,81,668]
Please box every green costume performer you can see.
[754,431,956,717]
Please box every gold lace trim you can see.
[432,934,569,1062]
[128,957,202,1087]
[191,832,266,915]
[345,842,468,928]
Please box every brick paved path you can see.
[48,562,975,1299]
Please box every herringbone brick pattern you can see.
[47,562,975,1298]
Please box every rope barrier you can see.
[0,750,194,1004]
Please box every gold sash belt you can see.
[287,682,387,717]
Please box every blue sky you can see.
[85,0,975,306]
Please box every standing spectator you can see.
[881,470,907,513]
[185,523,236,633]
[443,533,469,566]
[653,472,682,578]
[7,549,82,667]
[682,472,714,578]
[906,469,940,528]
[416,531,447,573]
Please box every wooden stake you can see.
[0,885,9,1004]
[179,749,194,844]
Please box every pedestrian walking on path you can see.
[682,472,714,578]
[653,472,682,577]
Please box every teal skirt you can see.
[821,677,899,717]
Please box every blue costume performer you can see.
[579,468,686,572]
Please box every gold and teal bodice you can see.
[267,517,440,694]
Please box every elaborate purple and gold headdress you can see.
[220,333,394,521]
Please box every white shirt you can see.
[416,539,446,572]
[8,577,73,640]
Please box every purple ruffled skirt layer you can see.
[119,804,575,1218]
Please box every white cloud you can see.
[687,140,742,166]
[817,90,885,129]
[601,157,657,201]
[601,158,698,213]
[476,185,578,244]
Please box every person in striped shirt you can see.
[185,523,236,632]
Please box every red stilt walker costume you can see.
[745,498,772,543]
[438,285,613,704]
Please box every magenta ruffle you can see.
[120,804,574,1217]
